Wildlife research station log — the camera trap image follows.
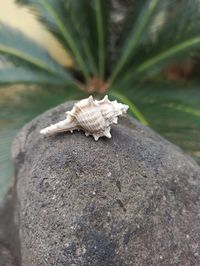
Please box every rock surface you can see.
[0,188,20,266]
[0,244,15,266]
[11,101,200,266]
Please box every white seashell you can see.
[40,95,129,141]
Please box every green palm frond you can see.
[0,24,69,77]
[19,0,110,82]
[116,82,200,162]
[109,91,149,125]
[64,0,110,79]
[0,67,70,86]
[0,23,76,87]
[109,0,163,84]
[2,0,200,130]
[136,2,200,75]
[113,0,200,86]
[14,0,200,89]
[19,0,90,80]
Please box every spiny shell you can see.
[40,95,129,141]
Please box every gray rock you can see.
[0,244,15,266]
[0,189,20,266]
[12,101,200,266]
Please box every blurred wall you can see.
[0,0,72,66]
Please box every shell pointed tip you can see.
[114,117,118,124]
[104,128,112,139]
[40,129,45,134]
[88,95,94,101]
[102,95,110,103]
[106,132,111,138]
[93,134,99,141]
[124,104,129,112]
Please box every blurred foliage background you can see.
[0,0,200,198]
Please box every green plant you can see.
[1,0,200,197]
[1,0,200,122]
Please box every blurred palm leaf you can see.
[19,0,110,81]
[0,67,70,86]
[113,0,200,86]
[0,24,71,80]
[135,1,200,74]
[114,82,200,162]
[109,0,162,83]
[109,91,149,125]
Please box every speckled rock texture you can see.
[11,101,200,266]
[0,189,20,266]
[0,244,15,266]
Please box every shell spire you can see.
[40,95,129,141]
